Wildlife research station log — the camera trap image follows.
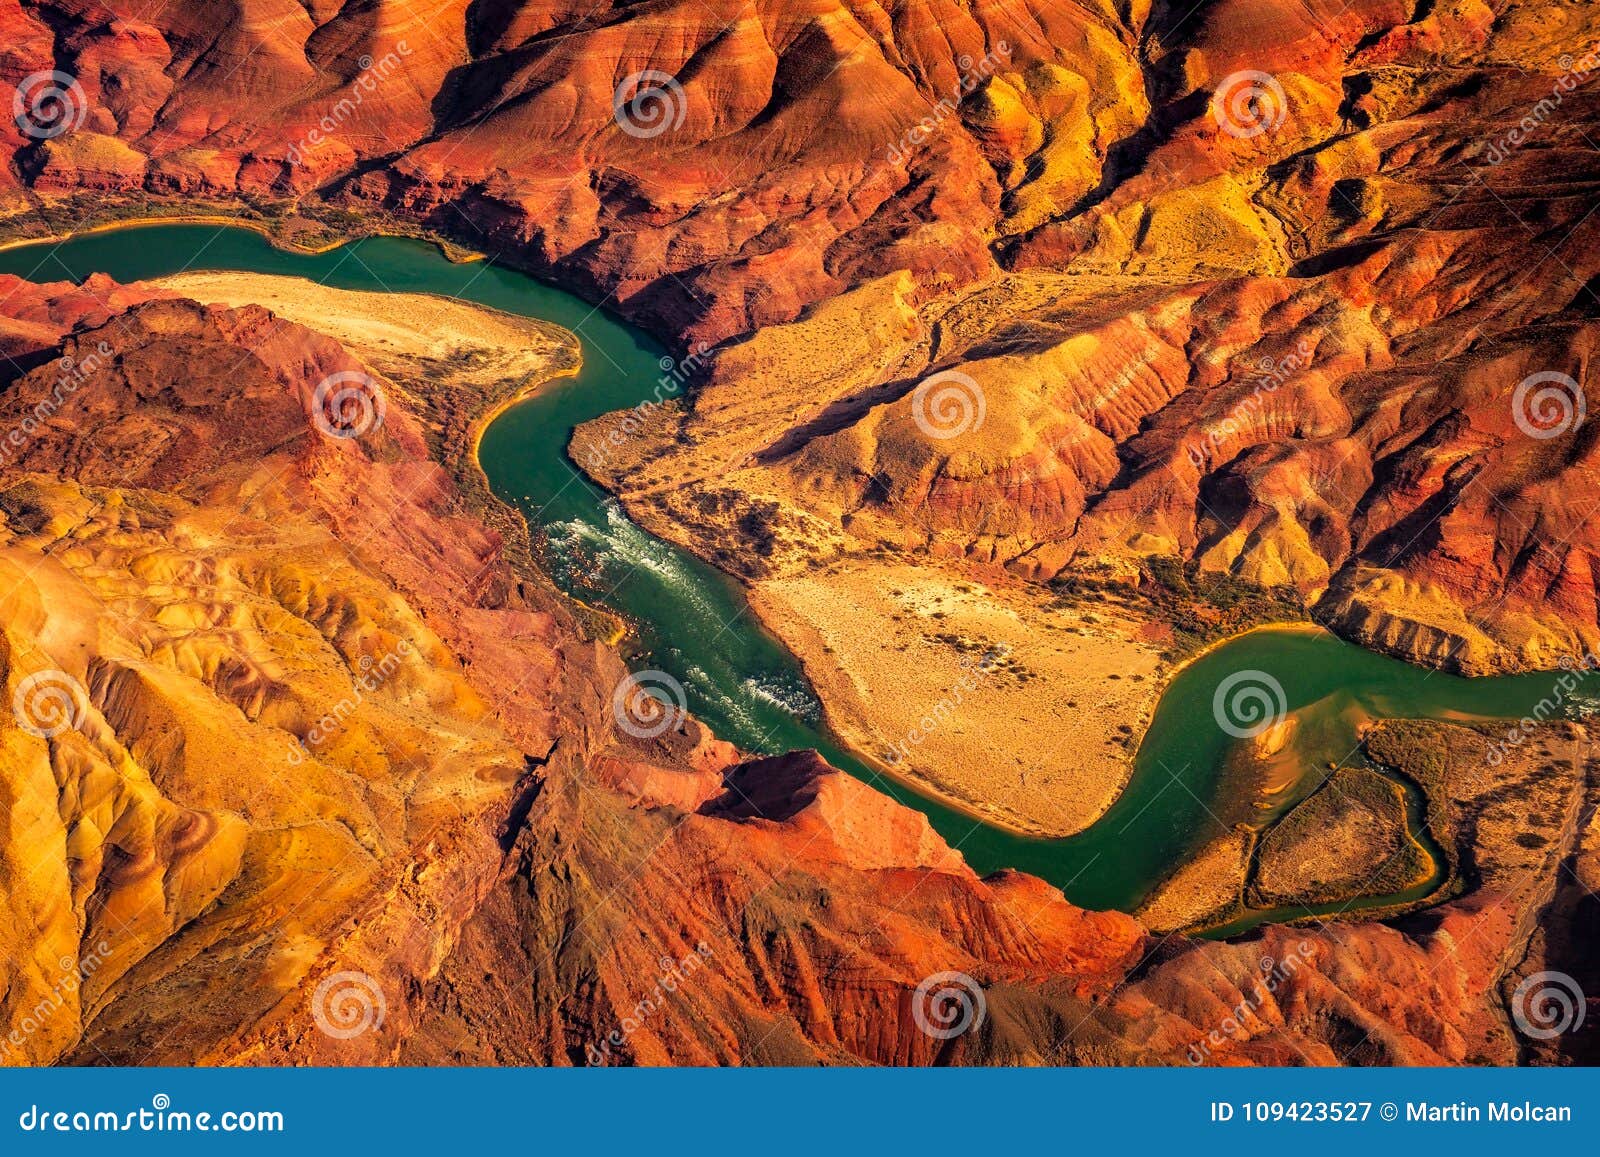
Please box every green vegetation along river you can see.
[3,223,1586,935]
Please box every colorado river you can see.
[2,224,1581,933]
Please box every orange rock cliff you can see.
[0,0,1597,1066]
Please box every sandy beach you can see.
[1135,831,1253,933]
[153,272,566,386]
[750,558,1167,838]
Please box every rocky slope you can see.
[0,1,1590,672]
[1,273,1589,1067]
[0,274,580,1063]
[398,726,1600,1067]
[0,0,1597,1067]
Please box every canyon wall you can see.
[2,2,1597,671]
[1,0,1598,1065]
[0,274,1591,1066]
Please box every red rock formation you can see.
[2,3,1595,675]
[2,271,1580,1068]
[397,725,1597,1067]
[1,0,1597,1067]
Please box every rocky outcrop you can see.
[396,723,1600,1067]
[0,272,1590,1066]
[2,1,1597,673]
[0,0,1140,345]
[0,276,571,1064]
[1,0,1597,1068]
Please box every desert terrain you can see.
[749,559,1163,837]
[0,0,1595,1068]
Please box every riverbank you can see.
[154,272,567,369]
[8,220,1585,941]
[1193,717,1591,940]
[151,269,584,597]
[747,560,1165,838]
[0,203,483,263]
[728,553,1325,843]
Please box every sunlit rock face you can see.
[0,281,1584,1068]
[0,276,565,1064]
[0,0,1597,1069]
[6,3,1599,678]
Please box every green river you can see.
[2,224,1582,934]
